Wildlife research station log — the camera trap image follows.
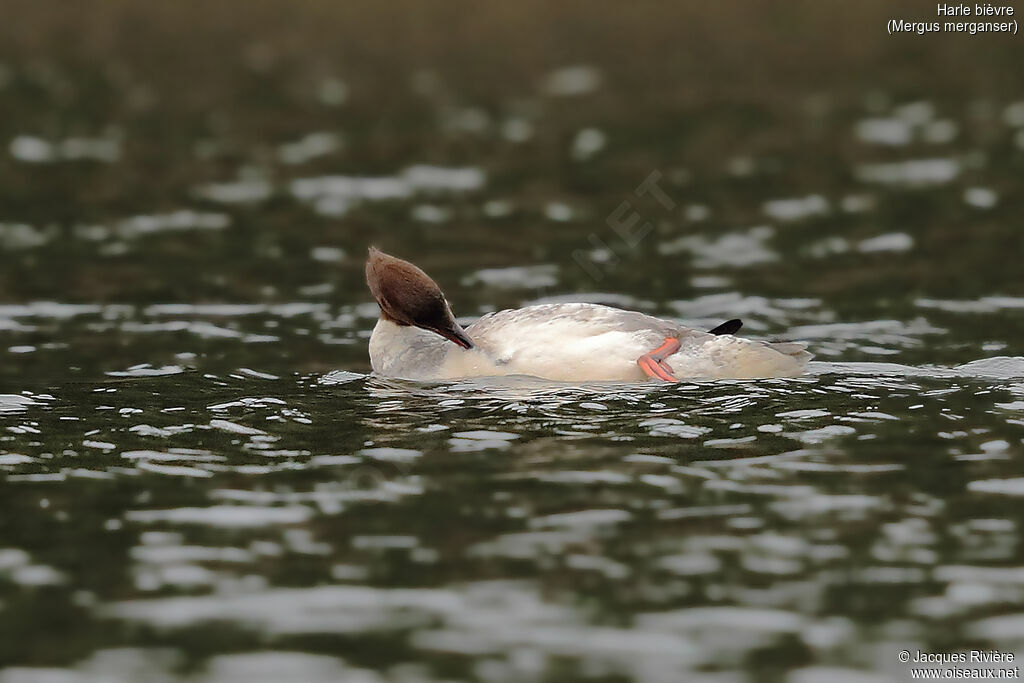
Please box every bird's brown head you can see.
[365,247,474,349]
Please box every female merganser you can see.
[366,247,811,382]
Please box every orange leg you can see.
[637,337,681,382]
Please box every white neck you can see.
[368,318,448,380]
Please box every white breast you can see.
[368,319,448,380]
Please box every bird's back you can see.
[444,303,808,381]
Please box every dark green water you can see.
[1,4,1024,682]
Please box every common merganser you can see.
[366,248,811,382]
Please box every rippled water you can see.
[3,320,1024,682]
[2,4,1024,682]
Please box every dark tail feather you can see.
[708,319,742,335]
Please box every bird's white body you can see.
[369,302,810,382]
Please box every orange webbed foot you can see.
[637,337,681,382]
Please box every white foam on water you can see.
[201,652,383,683]
[790,318,945,343]
[278,132,341,165]
[527,470,631,485]
[529,509,631,529]
[318,370,365,385]
[544,201,575,222]
[788,666,896,683]
[857,232,914,253]
[787,425,857,444]
[195,178,273,204]
[451,430,518,441]
[500,118,534,143]
[9,564,64,586]
[776,409,831,419]
[403,164,484,192]
[0,222,51,249]
[763,195,830,221]
[855,117,912,146]
[0,395,39,413]
[541,65,601,96]
[964,186,998,208]
[462,265,558,290]
[136,462,214,478]
[0,303,106,319]
[10,134,120,163]
[130,544,254,565]
[637,606,805,633]
[917,296,1024,313]
[106,364,185,377]
[669,293,824,331]
[351,535,419,550]
[124,505,312,527]
[290,165,484,216]
[358,447,422,463]
[967,478,1024,496]
[656,553,722,576]
[894,101,936,125]
[923,119,958,144]
[968,612,1024,640]
[771,494,886,518]
[658,226,778,268]
[116,211,229,237]
[318,77,348,106]
[935,565,1024,584]
[571,127,606,161]
[468,530,592,559]
[855,158,959,186]
[1004,101,1024,127]
[0,548,30,569]
[640,418,712,439]
[841,194,877,213]
[410,203,450,223]
[209,419,267,436]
